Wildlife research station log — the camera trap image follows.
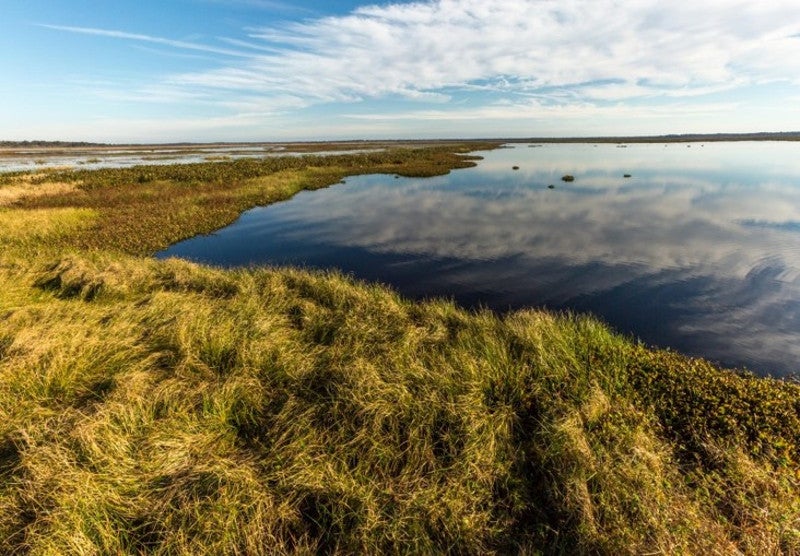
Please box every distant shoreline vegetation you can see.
[1,131,799,150]
[0,140,109,148]
[508,131,800,143]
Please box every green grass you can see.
[0,144,798,554]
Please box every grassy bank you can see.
[0,145,798,554]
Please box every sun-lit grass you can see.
[0,176,79,207]
[0,143,798,553]
[0,207,97,254]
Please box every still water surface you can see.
[158,143,800,377]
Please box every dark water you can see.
[157,143,800,377]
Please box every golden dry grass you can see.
[0,177,79,207]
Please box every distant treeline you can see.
[511,132,800,143]
[2,132,799,149]
[0,140,108,148]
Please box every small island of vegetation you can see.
[0,143,798,554]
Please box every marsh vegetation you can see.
[0,143,798,553]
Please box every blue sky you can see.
[2,0,800,142]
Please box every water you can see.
[157,142,800,377]
[0,146,382,173]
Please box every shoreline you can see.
[2,131,799,153]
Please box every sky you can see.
[2,0,800,142]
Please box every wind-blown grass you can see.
[0,144,798,554]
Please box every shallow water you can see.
[0,146,381,173]
[157,142,800,377]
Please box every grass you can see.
[5,145,489,255]
[0,143,798,554]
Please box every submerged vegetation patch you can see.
[0,143,798,553]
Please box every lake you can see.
[157,142,800,377]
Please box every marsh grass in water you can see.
[5,145,489,255]
[0,143,798,553]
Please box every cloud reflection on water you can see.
[159,143,800,376]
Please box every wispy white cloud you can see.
[131,45,216,61]
[38,24,253,58]
[164,0,800,108]
[343,100,741,123]
[216,37,283,53]
[36,0,800,139]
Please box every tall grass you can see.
[0,144,798,553]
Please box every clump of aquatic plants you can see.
[0,143,798,554]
